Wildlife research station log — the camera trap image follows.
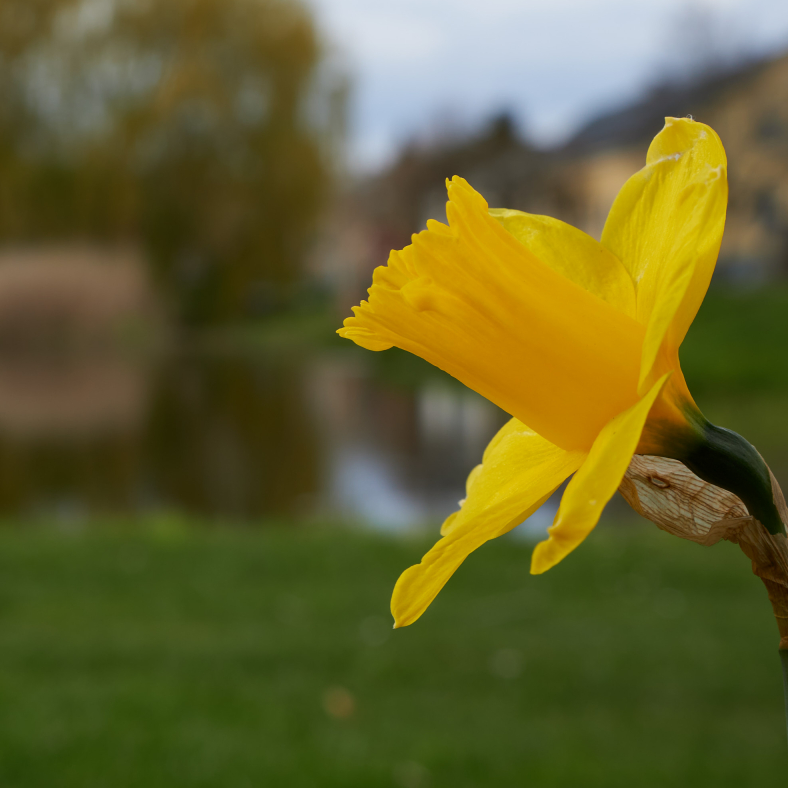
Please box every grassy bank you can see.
[0,522,784,787]
[682,283,788,394]
[275,282,788,405]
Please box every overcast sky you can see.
[306,0,788,172]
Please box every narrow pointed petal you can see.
[391,419,584,628]
[530,373,670,574]
[601,118,727,390]
[490,209,636,318]
[340,177,644,451]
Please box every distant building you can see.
[563,52,788,282]
[314,115,572,313]
[319,51,788,311]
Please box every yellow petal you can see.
[530,373,670,574]
[391,418,585,628]
[601,117,727,391]
[490,209,636,318]
[339,176,644,451]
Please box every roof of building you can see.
[563,56,776,155]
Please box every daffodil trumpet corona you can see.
[339,117,788,637]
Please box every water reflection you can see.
[308,351,505,527]
[3,338,786,534]
[145,353,321,519]
[0,346,507,526]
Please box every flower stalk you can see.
[781,649,788,745]
[619,453,788,745]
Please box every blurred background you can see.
[1,0,788,785]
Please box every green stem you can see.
[681,422,784,535]
[781,649,788,747]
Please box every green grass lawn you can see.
[676,283,788,470]
[681,283,788,395]
[0,522,784,787]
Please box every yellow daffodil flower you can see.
[338,117,786,629]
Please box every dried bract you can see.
[620,455,788,648]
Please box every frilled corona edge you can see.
[620,455,788,650]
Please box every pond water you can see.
[1,339,786,532]
[0,344,510,529]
